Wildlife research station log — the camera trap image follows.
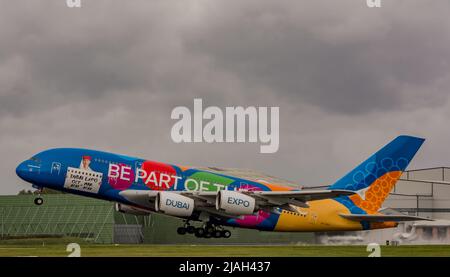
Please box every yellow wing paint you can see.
[273,171,403,232]
[274,199,363,232]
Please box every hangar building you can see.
[0,194,314,244]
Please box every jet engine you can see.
[115,203,151,216]
[216,190,256,215]
[155,191,195,217]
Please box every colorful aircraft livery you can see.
[16,136,430,238]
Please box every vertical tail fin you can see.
[329,135,425,214]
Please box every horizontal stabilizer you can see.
[340,214,432,222]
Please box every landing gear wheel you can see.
[221,230,231,238]
[177,227,187,235]
[205,225,215,234]
[186,226,195,234]
[194,228,205,238]
[213,230,222,238]
[34,197,43,206]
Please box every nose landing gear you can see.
[34,197,44,206]
[33,188,44,206]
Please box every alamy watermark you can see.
[66,0,81,8]
[66,243,81,257]
[367,243,381,257]
[171,99,279,154]
[367,0,382,8]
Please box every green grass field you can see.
[1,238,450,257]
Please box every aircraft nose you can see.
[16,160,30,181]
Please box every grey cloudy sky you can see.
[1,0,450,194]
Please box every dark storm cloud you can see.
[183,0,450,114]
[0,1,218,117]
[0,0,450,194]
[2,0,449,117]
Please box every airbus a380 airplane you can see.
[16,135,430,238]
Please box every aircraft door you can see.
[51,162,62,175]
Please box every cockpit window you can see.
[30,156,41,163]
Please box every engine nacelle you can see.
[155,191,194,217]
[115,203,151,216]
[216,190,256,215]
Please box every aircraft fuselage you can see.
[15,148,393,233]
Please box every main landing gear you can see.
[177,222,196,235]
[34,188,44,206]
[177,221,231,239]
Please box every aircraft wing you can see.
[197,166,301,188]
[250,190,355,207]
[182,189,356,212]
[340,214,433,222]
[119,190,158,208]
[119,189,355,213]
